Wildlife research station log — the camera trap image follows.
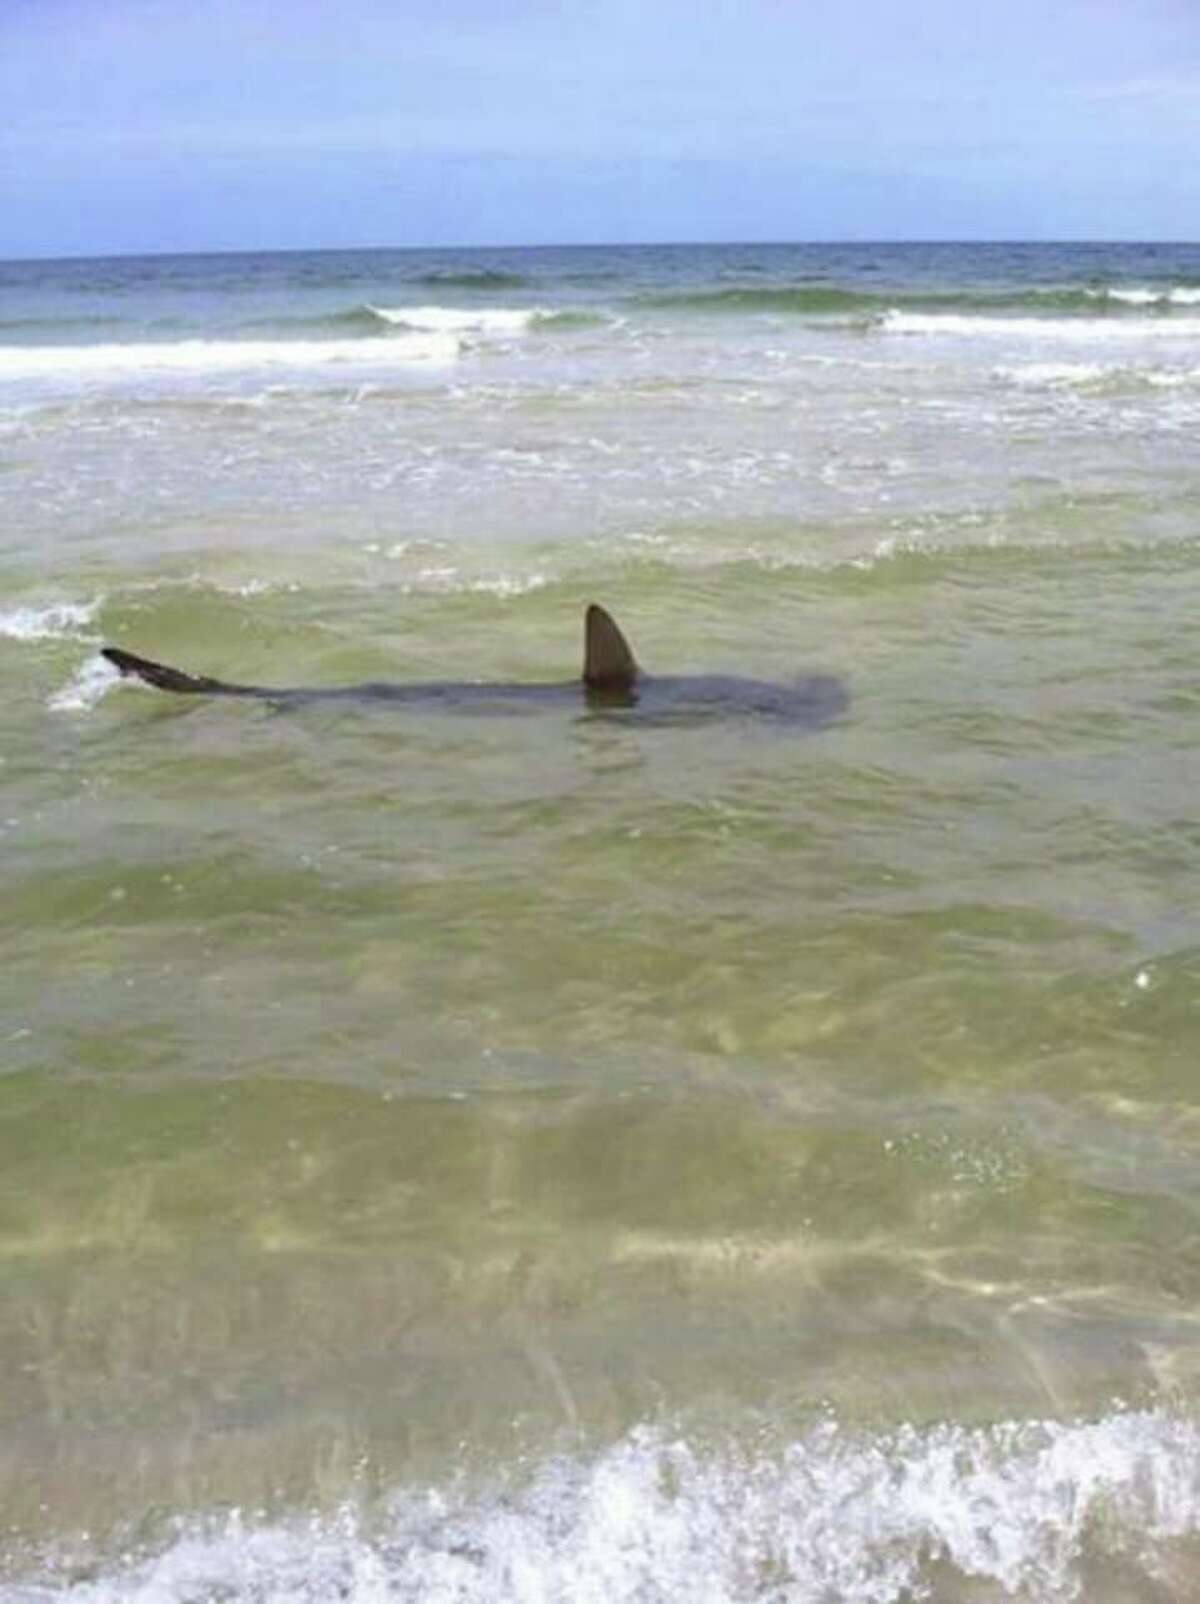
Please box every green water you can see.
[5,241,1200,1597]
[5,538,1200,1554]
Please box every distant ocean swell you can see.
[5,317,1199,389]
[6,284,1200,353]
[632,283,1200,315]
[270,303,604,335]
[0,314,127,335]
[0,306,617,383]
[413,268,531,288]
[5,292,1200,390]
[7,1411,1198,1603]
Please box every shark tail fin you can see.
[583,604,639,691]
[102,646,246,696]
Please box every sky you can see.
[1,0,1198,257]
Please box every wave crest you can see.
[365,304,540,336]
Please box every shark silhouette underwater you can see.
[102,605,848,727]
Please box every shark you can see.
[101,604,848,727]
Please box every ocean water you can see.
[3,239,1200,1600]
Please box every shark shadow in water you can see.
[102,605,848,727]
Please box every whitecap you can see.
[1085,285,1200,307]
[1097,286,1162,306]
[367,305,539,337]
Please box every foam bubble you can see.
[0,600,99,642]
[48,652,122,712]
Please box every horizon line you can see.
[3,236,1199,267]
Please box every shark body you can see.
[102,605,848,728]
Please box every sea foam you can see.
[994,360,1200,391]
[0,334,461,383]
[6,1410,1198,1602]
[993,361,1117,388]
[881,309,1200,340]
[0,600,99,642]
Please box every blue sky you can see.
[1,0,1197,257]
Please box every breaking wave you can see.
[6,1411,1199,1602]
[237,303,603,339]
[0,333,462,382]
[365,304,541,335]
[531,308,612,329]
[880,309,1200,340]
[1090,285,1200,307]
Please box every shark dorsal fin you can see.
[583,604,639,690]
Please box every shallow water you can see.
[3,241,1200,1599]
